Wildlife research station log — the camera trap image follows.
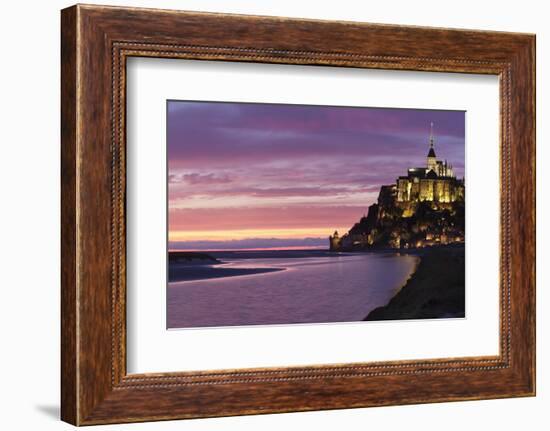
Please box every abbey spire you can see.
[427,122,437,170]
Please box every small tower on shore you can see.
[329,230,341,251]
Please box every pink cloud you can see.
[176,173,233,185]
[169,205,368,232]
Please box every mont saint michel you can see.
[167,101,466,329]
[330,124,465,251]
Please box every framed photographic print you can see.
[61,4,535,425]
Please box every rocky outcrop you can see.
[330,185,465,251]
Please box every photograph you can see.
[167,101,466,329]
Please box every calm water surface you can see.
[167,251,418,329]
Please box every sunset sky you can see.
[168,101,465,250]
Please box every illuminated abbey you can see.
[396,123,463,209]
[329,124,465,251]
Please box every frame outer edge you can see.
[501,35,536,396]
[531,35,536,396]
[61,5,79,426]
[526,35,536,395]
[524,35,537,396]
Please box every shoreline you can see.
[364,244,465,321]
[168,248,424,284]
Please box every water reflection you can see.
[167,253,418,329]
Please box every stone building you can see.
[329,230,342,251]
[328,123,465,250]
[396,123,464,208]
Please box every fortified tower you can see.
[329,230,341,251]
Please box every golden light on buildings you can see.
[329,123,464,252]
